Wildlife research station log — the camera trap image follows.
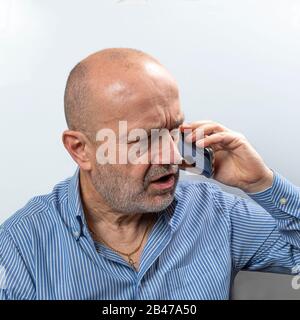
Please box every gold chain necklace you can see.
[90,222,152,271]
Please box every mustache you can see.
[144,164,179,187]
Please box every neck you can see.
[79,169,157,246]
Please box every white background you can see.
[1,0,300,223]
[1,0,300,299]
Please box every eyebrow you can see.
[141,116,184,136]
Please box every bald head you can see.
[64,48,176,140]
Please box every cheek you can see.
[128,164,150,181]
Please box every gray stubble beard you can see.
[91,164,179,214]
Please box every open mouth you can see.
[150,173,175,190]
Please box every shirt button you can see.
[73,231,80,238]
[279,197,288,205]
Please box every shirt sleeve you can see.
[0,228,35,300]
[229,170,300,274]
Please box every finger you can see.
[179,122,192,132]
[183,127,205,143]
[195,131,240,151]
[181,120,229,131]
[180,120,213,129]
[180,121,211,132]
[184,123,229,143]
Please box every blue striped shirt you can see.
[1,167,300,300]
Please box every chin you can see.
[149,193,175,211]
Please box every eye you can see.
[170,129,180,141]
[128,135,151,144]
[127,137,140,144]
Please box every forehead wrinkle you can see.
[139,114,185,136]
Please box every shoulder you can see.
[0,176,71,243]
[175,178,240,214]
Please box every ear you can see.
[62,130,93,171]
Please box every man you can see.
[0,48,299,300]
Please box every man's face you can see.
[89,62,184,214]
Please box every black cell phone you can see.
[178,132,215,178]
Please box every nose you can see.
[170,136,184,165]
[150,130,184,165]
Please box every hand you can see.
[179,120,274,193]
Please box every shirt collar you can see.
[67,166,86,240]
[67,166,181,240]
